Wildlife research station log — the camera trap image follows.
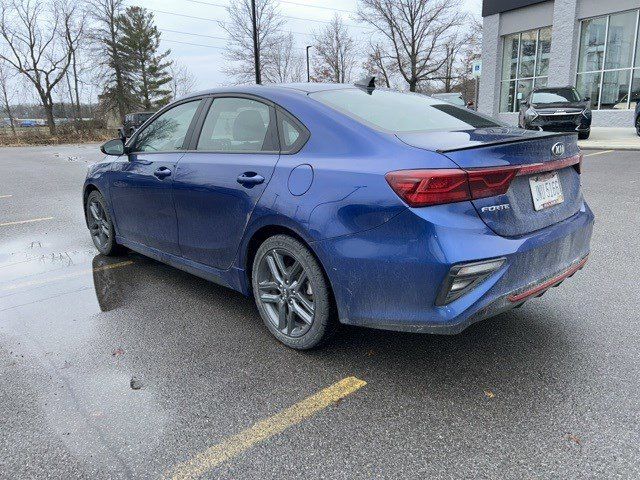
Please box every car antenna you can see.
[354,76,376,94]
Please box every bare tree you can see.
[312,14,356,83]
[220,0,285,84]
[362,43,397,88]
[438,34,466,92]
[0,60,17,137]
[169,61,197,100]
[0,0,84,135]
[263,32,304,83]
[357,0,466,92]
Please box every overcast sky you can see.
[134,0,483,90]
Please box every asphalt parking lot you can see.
[1,144,639,479]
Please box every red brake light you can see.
[467,167,519,199]
[385,169,470,207]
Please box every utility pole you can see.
[251,0,261,84]
[306,45,312,82]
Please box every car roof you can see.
[182,82,358,100]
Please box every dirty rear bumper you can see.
[313,201,594,334]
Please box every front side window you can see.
[499,27,552,112]
[197,97,275,152]
[134,100,201,152]
[311,88,500,133]
[577,9,640,110]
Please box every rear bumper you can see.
[313,201,594,334]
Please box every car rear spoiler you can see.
[436,131,574,153]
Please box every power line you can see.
[181,0,363,27]
[148,7,315,36]
[162,38,226,50]
[162,29,227,41]
[279,0,357,14]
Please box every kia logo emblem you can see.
[551,142,565,157]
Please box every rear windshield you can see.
[531,88,581,104]
[311,88,499,133]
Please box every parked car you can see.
[118,111,154,139]
[635,102,640,136]
[19,120,37,127]
[86,80,593,349]
[519,86,591,139]
[432,92,471,108]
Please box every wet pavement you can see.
[1,145,639,479]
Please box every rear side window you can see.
[197,97,277,152]
[133,100,201,152]
[276,108,309,153]
[311,88,501,133]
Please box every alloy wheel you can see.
[256,248,315,337]
[88,199,111,250]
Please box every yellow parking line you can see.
[0,216,53,227]
[583,150,614,157]
[1,260,133,291]
[0,194,12,199]
[165,376,367,480]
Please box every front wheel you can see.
[251,235,335,349]
[578,130,590,140]
[86,191,122,256]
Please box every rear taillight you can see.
[467,167,519,199]
[385,167,518,207]
[384,169,470,207]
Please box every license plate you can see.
[529,172,564,211]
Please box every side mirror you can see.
[584,96,591,102]
[100,138,125,156]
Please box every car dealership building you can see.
[479,0,640,127]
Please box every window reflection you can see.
[499,27,551,112]
[576,9,640,110]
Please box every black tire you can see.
[578,130,590,140]
[85,190,123,256]
[251,234,336,349]
[636,117,640,137]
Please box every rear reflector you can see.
[386,154,582,208]
[436,257,506,305]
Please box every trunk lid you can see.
[397,127,583,237]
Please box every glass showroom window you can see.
[500,27,551,112]
[576,9,640,110]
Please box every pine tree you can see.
[91,0,137,120]
[118,7,172,110]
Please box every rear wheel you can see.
[251,235,334,349]
[86,191,122,256]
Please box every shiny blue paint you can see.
[173,151,279,269]
[287,164,313,196]
[84,83,594,334]
[109,152,182,255]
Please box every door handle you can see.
[154,167,172,179]
[237,172,265,186]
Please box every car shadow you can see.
[91,252,581,398]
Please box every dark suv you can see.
[119,111,154,139]
[519,87,591,139]
[635,102,639,136]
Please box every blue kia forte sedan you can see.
[84,79,594,349]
